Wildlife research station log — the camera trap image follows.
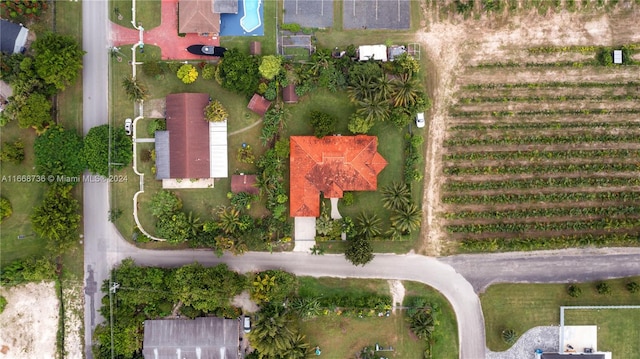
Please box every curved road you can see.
[81,3,640,359]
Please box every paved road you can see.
[82,1,115,358]
[442,247,640,293]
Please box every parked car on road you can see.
[415,112,425,128]
[124,118,132,136]
[187,45,227,57]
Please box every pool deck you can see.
[110,0,221,61]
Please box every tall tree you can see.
[356,96,390,123]
[32,32,85,91]
[381,182,412,211]
[345,235,374,266]
[34,125,86,178]
[84,124,132,176]
[16,92,51,131]
[216,48,260,96]
[31,185,81,254]
[121,76,149,102]
[391,74,421,108]
[356,212,382,239]
[390,203,422,234]
[259,55,283,80]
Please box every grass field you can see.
[297,278,458,359]
[481,277,640,351]
[109,0,161,30]
[564,307,640,358]
[221,0,278,54]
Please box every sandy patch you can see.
[231,290,259,313]
[62,281,84,359]
[0,282,59,359]
[388,280,405,314]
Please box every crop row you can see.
[447,217,640,234]
[442,191,640,205]
[459,232,640,252]
[450,121,640,131]
[444,205,640,221]
[444,149,640,161]
[444,133,640,147]
[457,94,640,104]
[444,163,639,176]
[449,108,640,118]
[462,81,640,90]
[444,176,640,192]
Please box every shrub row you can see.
[444,149,640,161]
[444,205,640,220]
[459,232,640,252]
[444,176,640,192]
[450,121,640,131]
[462,81,640,90]
[447,217,640,234]
[450,108,640,118]
[442,190,640,205]
[444,133,640,147]
[444,162,639,176]
[457,94,640,104]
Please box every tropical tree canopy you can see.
[31,184,81,254]
[259,55,282,80]
[32,32,85,91]
[34,125,86,178]
[204,100,228,122]
[84,125,133,176]
[216,48,260,96]
[16,92,51,131]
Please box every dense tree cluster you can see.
[84,124,133,176]
[93,260,247,359]
[0,140,24,164]
[31,184,81,254]
[34,125,85,178]
[216,48,260,97]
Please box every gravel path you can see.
[487,326,559,359]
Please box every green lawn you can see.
[563,308,640,358]
[296,278,458,359]
[110,0,161,30]
[0,122,47,263]
[110,45,265,241]
[481,278,640,351]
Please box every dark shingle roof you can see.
[165,93,211,178]
[142,317,238,359]
[0,19,27,54]
[154,131,171,179]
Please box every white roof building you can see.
[359,45,388,62]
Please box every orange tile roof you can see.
[289,135,388,217]
[179,0,221,35]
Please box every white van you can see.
[243,316,251,333]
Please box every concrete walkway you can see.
[135,138,155,143]
[329,197,342,219]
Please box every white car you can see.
[243,316,251,333]
[415,112,425,128]
[124,118,132,136]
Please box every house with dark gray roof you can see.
[0,19,29,54]
[155,93,228,185]
[142,317,239,359]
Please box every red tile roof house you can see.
[289,135,387,247]
[289,135,388,218]
[155,93,228,188]
[178,0,238,36]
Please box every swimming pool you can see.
[220,0,264,36]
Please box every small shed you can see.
[359,45,388,62]
[613,50,623,64]
[231,174,259,194]
[247,93,271,116]
[250,41,262,55]
[283,84,298,103]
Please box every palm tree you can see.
[121,76,149,102]
[250,306,296,356]
[347,74,376,103]
[409,309,435,340]
[356,96,390,123]
[391,73,420,108]
[281,333,311,359]
[216,206,242,235]
[374,75,393,101]
[356,212,381,239]
[381,182,411,211]
[185,211,201,237]
[390,203,422,234]
[310,49,331,75]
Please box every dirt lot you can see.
[0,282,58,359]
[414,1,640,255]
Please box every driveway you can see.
[110,0,220,60]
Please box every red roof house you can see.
[178,0,238,35]
[283,84,298,103]
[231,174,259,195]
[289,135,388,217]
[247,94,272,116]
